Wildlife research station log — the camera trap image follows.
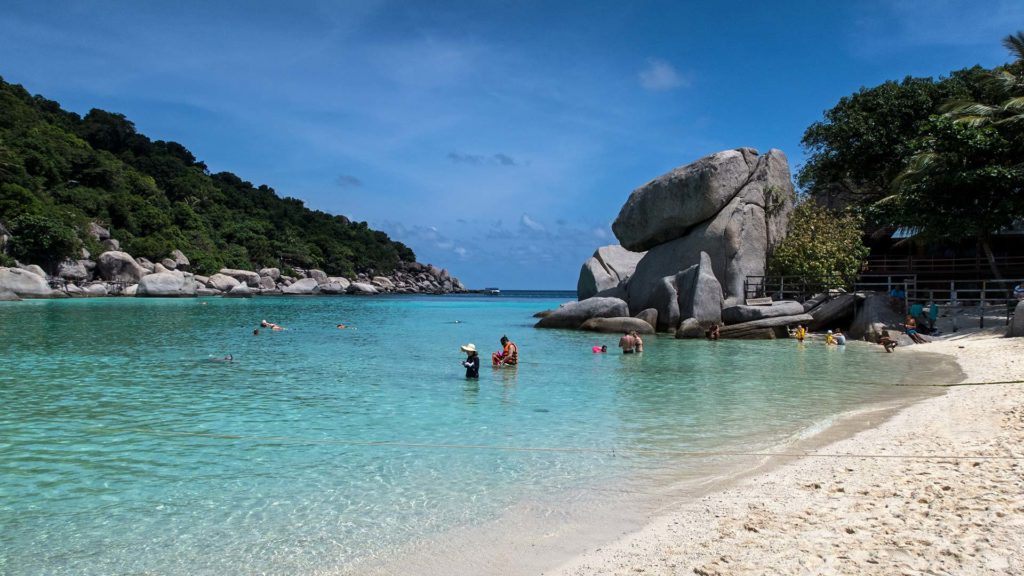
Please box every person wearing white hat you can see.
[460,343,480,378]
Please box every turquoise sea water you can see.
[0,294,949,574]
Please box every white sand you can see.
[552,329,1024,575]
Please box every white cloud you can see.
[519,213,545,232]
[638,58,687,91]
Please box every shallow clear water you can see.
[0,294,948,575]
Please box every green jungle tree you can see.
[767,202,870,290]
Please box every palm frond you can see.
[1003,31,1024,62]
[1002,96,1024,112]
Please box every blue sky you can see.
[1,1,1020,288]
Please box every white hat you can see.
[460,343,477,353]
[827,330,833,334]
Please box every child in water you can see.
[592,345,608,353]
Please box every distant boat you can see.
[484,287,500,295]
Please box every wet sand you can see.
[552,328,1024,575]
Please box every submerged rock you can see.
[580,316,656,334]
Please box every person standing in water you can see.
[618,331,635,354]
[630,330,644,353]
[461,343,480,378]
[492,335,518,366]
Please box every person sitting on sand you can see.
[878,329,898,353]
[592,344,608,353]
[492,335,518,366]
[461,343,480,378]
[825,330,836,345]
[903,315,927,344]
[630,330,644,353]
[618,331,636,354]
[260,319,284,331]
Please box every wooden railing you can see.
[865,255,1024,276]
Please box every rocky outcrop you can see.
[58,259,90,282]
[160,258,177,270]
[535,297,630,329]
[719,313,813,339]
[102,239,121,251]
[318,281,349,295]
[580,317,656,334]
[309,269,328,284]
[577,245,646,301]
[219,268,261,287]
[676,251,724,328]
[137,271,197,297]
[807,293,860,331]
[848,292,904,342]
[347,282,379,295]
[89,222,111,241]
[675,317,705,339]
[634,308,658,331]
[85,283,108,297]
[206,273,240,292]
[282,278,319,295]
[259,267,280,280]
[0,267,54,298]
[98,251,150,283]
[226,284,253,298]
[18,263,47,279]
[371,276,395,289]
[0,287,22,301]
[618,148,794,310]
[722,300,804,325]
[170,250,190,271]
[136,257,156,272]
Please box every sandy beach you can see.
[552,329,1024,575]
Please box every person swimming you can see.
[209,354,233,363]
[260,320,284,331]
[592,344,608,353]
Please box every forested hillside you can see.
[0,76,414,276]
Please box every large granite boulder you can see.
[620,149,794,309]
[807,293,860,331]
[258,276,276,290]
[135,257,156,273]
[225,284,253,298]
[318,281,349,295]
[535,297,630,329]
[675,317,705,339]
[282,278,320,295]
[89,222,111,241]
[58,259,90,282]
[580,317,656,334]
[347,282,379,295]
[219,268,260,287]
[327,277,351,291]
[0,267,53,298]
[309,269,328,284]
[613,149,754,251]
[207,273,240,292]
[634,308,658,331]
[676,251,723,327]
[102,239,121,252]
[646,274,682,332]
[258,267,281,281]
[848,292,904,342]
[18,263,47,279]
[98,251,149,283]
[0,287,22,301]
[719,313,813,339]
[170,249,190,271]
[576,245,646,301]
[64,283,85,297]
[137,271,197,297]
[722,300,804,325]
[1010,300,1024,338]
[85,283,108,297]
[372,276,395,289]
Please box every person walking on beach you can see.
[461,343,480,378]
[618,331,636,354]
[492,335,518,366]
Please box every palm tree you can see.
[942,31,1024,127]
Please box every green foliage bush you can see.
[767,202,870,290]
[7,212,80,269]
[0,76,414,275]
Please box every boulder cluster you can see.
[0,225,465,300]
[540,147,810,339]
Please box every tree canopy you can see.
[767,202,869,290]
[0,76,414,276]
